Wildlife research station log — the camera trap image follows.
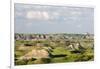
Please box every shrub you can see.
[15,59,28,65]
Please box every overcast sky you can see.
[14,3,94,34]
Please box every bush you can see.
[33,58,51,64]
[33,59,45,64]
[41,58,51,63]
[15,59,28,65]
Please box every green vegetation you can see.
[14,33,94,65]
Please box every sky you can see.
[14,3,94,34]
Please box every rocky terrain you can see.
[15,33,94,65]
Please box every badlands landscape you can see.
[14,33,94,65]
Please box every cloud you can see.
[15,3,93,34]
[25,22,33,27]
[50,12,60,20]
[15,11,23,17]
[70,11,82,15]
[26,10,61,21]
[26,11,50,20]
[76,24,82,28]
